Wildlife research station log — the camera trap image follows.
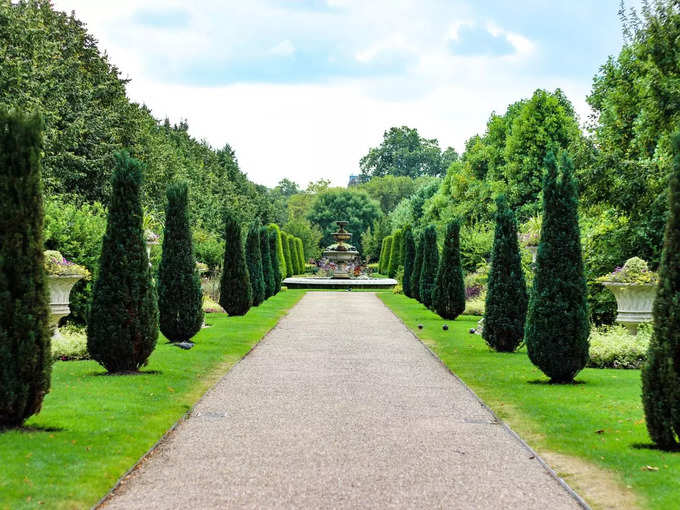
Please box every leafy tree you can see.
[260,226,275,299]
[88,152,159,372]
[641,131,680,450]
[359,126,453,180]
[411,234,424,302]
[419,226,440,308]
[525,151,589,383]
[357,175,419,214]
[361,216,392,262]
[281,231,294,277]
[268,223,287,279]
[307,189,381,253]
[219,212,252,316]
[246,221,265,306]
[380,236,392,275]
[387,229,403,278]
[483,195,528,352]
[158,182,203,343]
[268,229,282,295]
[433,220,466,320]
[402,229,416,298]
[283,218,322,259]
[0,109,51,427]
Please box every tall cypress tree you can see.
[433,220,466,320]
[268,223,287,280]
[260,226,275,299]
[419,226,439,308]
[288,235,300,275]
[642,132,680,449]
[0,109,51,427]
[219,212,252,315]
[525,151,589,383]
[282,232,294,277]
[378,237,388,274]
[268,229,282,294]
[296,238,306,272]
[387,229,403,278]
[402,229,416,298]
[411,234,424,302]
[246,221,265,306]
[88,152,159,373]
[381,236,393,275]
[483,195,528,352]
[158,182,203,343]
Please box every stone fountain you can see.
[322,221,360,279]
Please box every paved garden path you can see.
[102,292,584,509]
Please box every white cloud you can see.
[270,39,295,57]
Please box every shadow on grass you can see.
[631,442,680,453]
[91,369,163,377]
[527,379,586,386]
[0,424,65,434]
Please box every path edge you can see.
[373,293,591,510]
[92,293,308,509]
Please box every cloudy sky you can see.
[51,0,634,188]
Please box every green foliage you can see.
[296,238,305,270]
[51,325,89,361]
[588,325,650,369]
[218,211,252,316]
[268,229,282,294]
[260,226,275,299]
[402,229,416,298]
[158,182,203,343]
[193,228,225,271]
[525,151,589,383]
[419,226,439,308]
[379,236,392,275]
[598,257,658,284]
[642,131,680,449]
[433,220,466,320]
[306,188,381,253]
[0,109,51,427]
[283,218,322,259]
[411,234,424,302]
[356,175,421,214]
[281,231,294,277]
[246,221,265,306]
[359,126,455,180]
[387,229,403,278]
[483,195,528,352]
[458,223,494,273]
[267,223,287,279]
[87,152,159,373]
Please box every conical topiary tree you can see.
[260,226,275,299]
[246,221,265,306]
[433,220,466,320]
[402,229,416,298]
[288,235,300,275]
[158,182,203,343]
[642,132,680,449]
[0,109,51,427]
[268,229,282,295]
[219,212,252,315]
[525,151,589,383]
[483,195,528,352]
[387,229,403,278]
[268,223,287,280]
[281,231,294,277]
[419,226,439,308]
[378,236,389,274]
[411,234,424,302]
[88,152,159,373]
[380,236,393,275]
[296,238,305,273]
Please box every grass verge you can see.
[0,290,306,510]
[378,293,679,510]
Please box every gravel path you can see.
[102,292,583,509]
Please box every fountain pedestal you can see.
[323,221,359,279]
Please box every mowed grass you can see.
[0,290,306,510]
[379,293,680,510]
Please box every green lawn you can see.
[378,293,679,510]
[0,290,305,510]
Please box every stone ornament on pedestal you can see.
[601,282,656,334]
[47,274,85,338]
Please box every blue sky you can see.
[51,0,635,187]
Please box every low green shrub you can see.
[464,294,486,316]
[203,296,225,314]
[52,325,89,361]
[587,325,650,369]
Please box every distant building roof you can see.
[348,175,360,187]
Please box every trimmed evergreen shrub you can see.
[268,229,282,294]
[642,132,680,449]
[433,220,466,320]
[296,237,305,273]
[88,152,159,373]
[268,223,287,280]
[260,226,275,299]
[378,237,388,273]
[158,182,203,343]
[412,234,424,302]
[402,229,416,298]
[219,212,252,315]
[381,236,393,275]
[246,221,265,306]
[288,235,300,275]
[525,151,589,383]
[0,109,51,427]
[419,226,439,308]
[281,232,294,277]
[387,229,403,278]
[483,195,528,352]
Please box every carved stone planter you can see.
[47,274,85,338]
[526,245,538,263]
[602,282,656,334]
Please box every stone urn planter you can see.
[47,274,85,339]
[144,230,160,266]
[601,282,656,334]
[525,245,538,263]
